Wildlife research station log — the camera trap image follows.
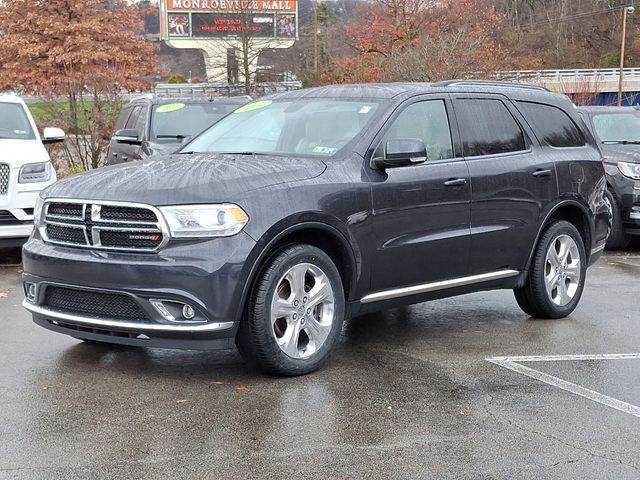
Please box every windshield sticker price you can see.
[156,103,186,113]
[234,100,273,113]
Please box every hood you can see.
[0,139,49,167]
[43,153,327,205]
[600,144,640,164]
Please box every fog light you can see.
[24,283,37,302]
[182,304,195,320]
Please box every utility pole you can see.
[313,0,319,72]
[618,5,635,106]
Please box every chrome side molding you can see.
[23,301,234,333]
[360,269,520,304]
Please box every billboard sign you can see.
[160,0,298,39]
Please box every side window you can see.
[115,107,132,130]
[380,100,454,161]
[455,99,526,157]
[125,106,142,130]
[517,101,585,147]
[134,106,148,137]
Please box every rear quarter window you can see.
[517,101,586,148]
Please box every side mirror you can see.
[113,129,142,145]
[372,138,428,169]
[42,127,65,144]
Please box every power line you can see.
[499,4,633,33]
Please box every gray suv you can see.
[106,96,249,165]
[23,82,608,376]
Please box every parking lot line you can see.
[487,354,640,418]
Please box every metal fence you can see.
[152,81,303,98]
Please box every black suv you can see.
[577,106,640,249]
[106,96,249,165]
[23,82,608,376]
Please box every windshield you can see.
[151,102,239,141]
[0,102,36,140]
[592,112,640,143]
[184,98,383,157]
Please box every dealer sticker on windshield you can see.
[156,103,186,113]
[235,100,273,113]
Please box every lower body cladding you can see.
[21,231,257,349]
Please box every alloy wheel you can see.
[544,234,581,307]
[270,262,335,359]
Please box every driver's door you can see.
[369,97,471,293]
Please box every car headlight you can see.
[19,162,52,183]
[159,204,249,238]
[617,162,640,180]
[33,196,44,229]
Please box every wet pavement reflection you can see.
[1,246,640,478]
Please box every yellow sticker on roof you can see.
[234,100,272,113]
[156,103,186,113]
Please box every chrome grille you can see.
[41,200,167,252]
[0,163,9,195]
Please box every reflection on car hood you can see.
[601,144,640,164]
[43,153,327,205]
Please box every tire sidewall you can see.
[604,189,630,250]
[248,245,345,375]
[534,221,587,318]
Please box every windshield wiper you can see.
[602,140,640,145]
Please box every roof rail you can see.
[127,93,154,103]
[434,80,550,92]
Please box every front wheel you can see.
[236,244,345,376]
[514,220,587,319]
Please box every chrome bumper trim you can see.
[360,269,520,304]
[23,300,234,333]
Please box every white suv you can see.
[0,95,64,247]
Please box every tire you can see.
[604,189,631,250]
[236,244,345,376]
[514,220,587,319]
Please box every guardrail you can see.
[153,81,302,98]
[502,68,640,79]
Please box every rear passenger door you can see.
[452,94,558,274]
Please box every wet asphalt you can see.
[1,247,639,479]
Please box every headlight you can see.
[19,162,52,183]
[617,162,640,180]
[159,204,249,238]
[33,196,44,228]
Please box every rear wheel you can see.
[236,244,345,376]
[604,189,631,250]
[514,220,586,319]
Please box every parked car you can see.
[106,96,250,165]
[23,82,608,376]
[577,106,640,249]
[0,94,64,247]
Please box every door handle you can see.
[533,169,552,178]
[444,178,467,187]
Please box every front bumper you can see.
[22,231,257,349]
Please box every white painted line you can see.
[489,353,640,363]
[487,355,640,419]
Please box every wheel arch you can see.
[525,200,593,274]
[235,220,359,324]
